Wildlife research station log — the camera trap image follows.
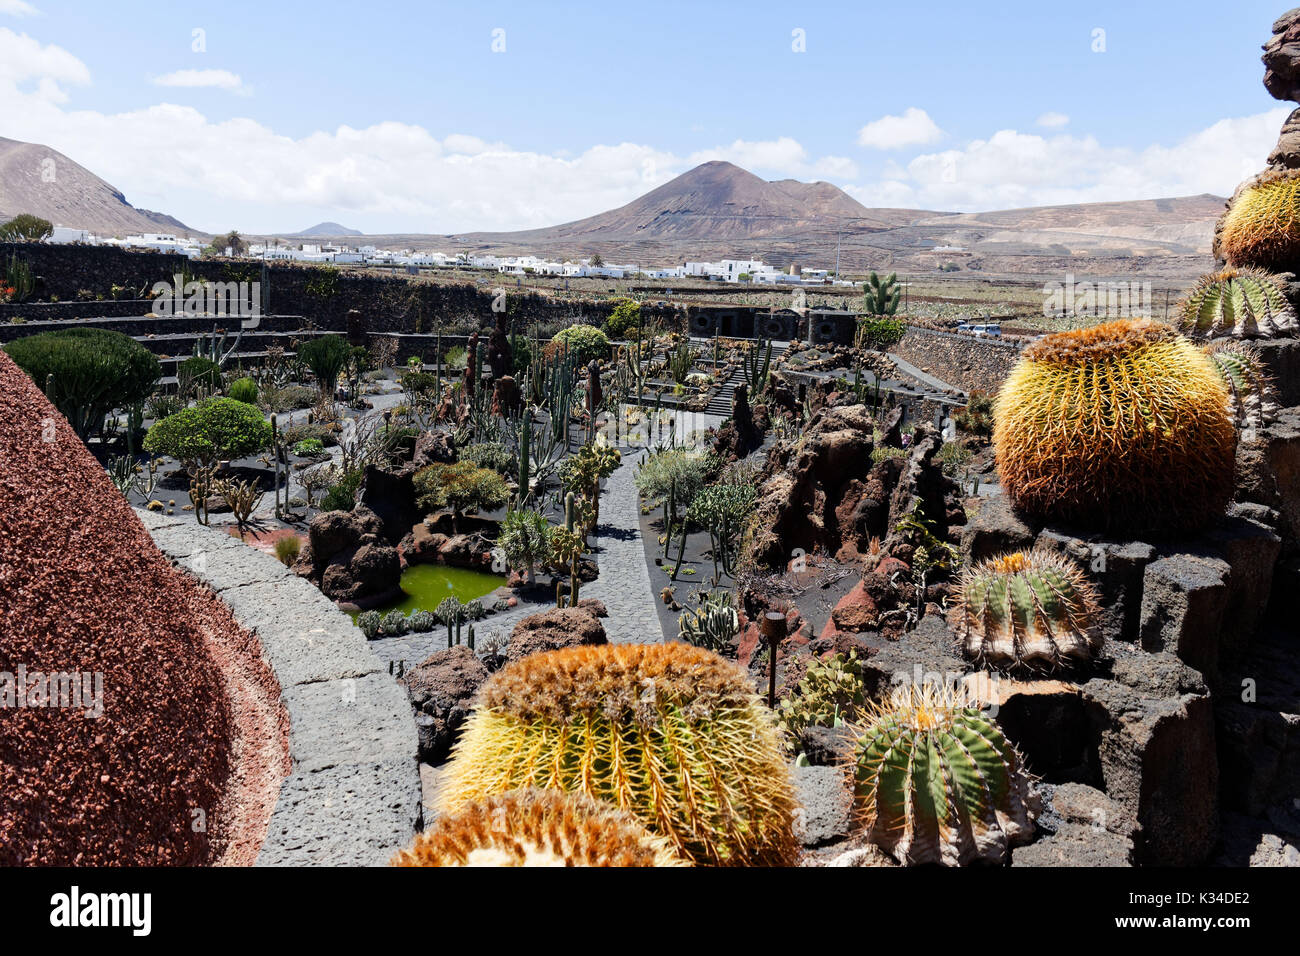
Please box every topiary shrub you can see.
[143,396,273,469]
[851,684,1036,866]
[1175,266,1298,339]
[548,324,610,366]
[227,376,258,404]
[439,642,799,866]
[951,550,1101,670]
[392,789,682,867]
[4,327,160,439]
[993,318,1236,534]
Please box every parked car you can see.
[959,323,1001,338]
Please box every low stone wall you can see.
[893,326,1024,395]
[136,508,422,866]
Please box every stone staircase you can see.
[703,339,789,417]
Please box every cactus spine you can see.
[851,684,1036,866]
[1217,168,1300,271]
[1207,340,1280,433]
[951,550,1101,669]
[438,643,799,866]
[392,789,683,867]
[994,318,1236,533]
[1176,267,1298,338]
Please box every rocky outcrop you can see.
[505,606,608,662]
[400,645,488,764]
[294,505,402,606]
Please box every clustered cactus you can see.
[851,684,1036,866]
[677,590,739,651]
[1216,168,1300,271]
[391,789,682,867]
[951,550,1102,670]
[1207,341,1280,433]
[994,318,1237,533]
[1176,266,1298,338]
[438,643,799,866]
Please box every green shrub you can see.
[413,461,510,525]
[228,376,258,404]
[460,442,517,478]
[936,441,972,476]
[281,421,337,449]
[549,324,610,366]
[143,396,273,468]
[5,327,161,439]
[292,437,325,456]
[956,391,994,437]
[604,299,642,339]
[320,468,364,512]
[855,316,906,351]
[297,334,351,394]
[259,384,318,414]
[177,355,222,394]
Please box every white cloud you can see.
[846,109,1289,211]
[0,28,87,104]
[687,137,859,180]
[857,108,944,150]
[152,68,249,95]
[0,1,39,17]
[1036,111,1070,129]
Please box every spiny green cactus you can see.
[951,550,1101,670]
[439,643,799,866]
[742,338,773,396]
[1176,267,1298,338]
[862,271,901,316]
[851,684,1036,866]
[1207,340,1280,434]
[677,590,740,651]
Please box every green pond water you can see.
[351,564,505,618]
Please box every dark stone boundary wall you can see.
[0,242,681,334]
[893,326,1025,395]
[136,508,422,866]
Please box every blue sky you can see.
[0,0,1292,234]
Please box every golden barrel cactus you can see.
[994,318,1236,533]
[390,789,682,867]
[951,549,1101,670]
[438,643,799,866]
[1217,168,1300,270]
[851,684,1036,866]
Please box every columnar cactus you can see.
[1176,267,1298,338]
[1217,168,1300,271]
[391,789,682,867]
[994,318,1236,533]
[677,590,740,651]
[851,684,1036,866]
[951,550,1101,670]
[438,643,799,866]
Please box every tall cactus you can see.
[678,591,740,652]
[391,789,683,867]
[742,337,773,396]
[438,643,799,866]
[951,549,1102,669]
[862,271,901,316]
[851,683,1036,866]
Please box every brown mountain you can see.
[0,137,194,238]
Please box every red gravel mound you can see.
[0,351,237,865]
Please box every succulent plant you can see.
[1217,168,1300,271]
[391,788,683,867]
[1207,341,1280,435]
[438,643,799,866]
[951,550,1101,670]
[379,610,408,636]
[851,683,1036,866]
[1175,267,1297,338]
[994,318,1236,533]
[779,650,866,737]
[677,590,740,651]
[407,609,438,633]
[355,610,382,639]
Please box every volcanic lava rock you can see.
[401,646,488,763]
[505,606,607,663]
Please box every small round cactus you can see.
[851,684,1036,866]
[1176,267,1298,338]
[1207,341,1280,434]
[438,643,798,866]
[390,789,682,867]
[951,549,1101,670]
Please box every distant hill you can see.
[287,221,363,237]
[0,136,194,237]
